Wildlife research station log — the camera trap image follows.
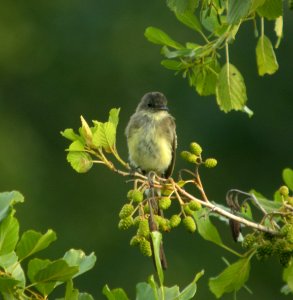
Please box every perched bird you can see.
[125,91,177,178]
[125,91,177,269]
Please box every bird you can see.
[125,91,177,179]
[125,91,177,270]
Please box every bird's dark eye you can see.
[148,103,152,107]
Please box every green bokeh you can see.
[0,1,292,299]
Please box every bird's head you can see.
[136,92,169,112]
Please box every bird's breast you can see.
[127,118,172,174]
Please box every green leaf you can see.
[35,259,79,283]
[256,34,279,76]
[283,168,293,191]
[0,252,25,287]
[78,293,95,300]
[92,122,115,152]
[162,286,180,299]
[209,258,251,298]
[63,249,96,278]
[280,284,292,295]
[161,59,183,71]
[178,270,204,300]
[16,229,57,261]
[28,258,79,296]
[0,276,20,293]
[28,258,56,296]
[283,262,293,292]
[66,152,93,173]
[108,108,120,129]
[56,280,94,300]
[216,63,248,113]
[257,0,282,20]
[136,282,156,300]
[144,27,183,49]
[148,276,160,300]
[192,60,220,96]
[250,0,266,11]
[161,47,194,59]
[200,6,222,33]
[250,190,282,213]
[150,231,164,286]
[0,214,19,255]
[194,210,223,246]
[167,0,198,13]
[274,16,283,48]
[0,191,24,222]
[68,140,85,151]
[102,285,129,300]
[61,129,81,141]
[175,11,202,33]
[227,0,252,24]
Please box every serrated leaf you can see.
[257,0,282,20]
[194,210,223,246]
[150,231,164,286]
[66,152,93,173]
[175,11,202,33]
[256,34,279,76]
[161,59,183,70]
[92,122,115,152]
[227,0,252,24]
[216,63,247,113]
[167,0,198,13]
[144,27,183,49]
[16,229,57,261]
[63,249,96,278]
[0,191,24,222]
[250,190,282,213]
[61,129,81,142]
[209,258,251,298]
[102,285,129,300]
[283,168,293,191]
[0,214,19,255]
[193,60,220,96]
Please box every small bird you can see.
[125,91,177,269]
[125,91,177,178]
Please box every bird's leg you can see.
[147,171,168,270]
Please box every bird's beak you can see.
[158,105,169,111]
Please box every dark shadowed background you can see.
[0,1,292,299]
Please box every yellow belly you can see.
[127,126,172,174]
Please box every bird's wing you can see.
[164,117,177,178]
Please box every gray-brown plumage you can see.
[125,91,177,178]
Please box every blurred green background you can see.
[0,0,292,299]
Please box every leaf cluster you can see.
[0,191,96,300]
[145,0,284,115]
